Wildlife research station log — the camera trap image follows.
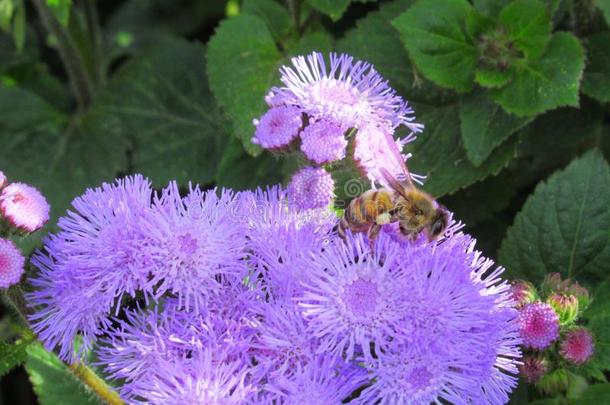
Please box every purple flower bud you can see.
[0,183,50,233]
[300,119,347,164]
[287,167,334,210]
[0,238,25,288]
[560,328,594,365]
[252,106,302,150]
[518,302,560,350]
[519,356,549,383]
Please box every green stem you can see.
[2,286,31,327]
[83,0,105,87]
[69,362,125,405]
[30,0,94,111]
[286,0,301,32]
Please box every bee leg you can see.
[337,217,348,240]
[368,224,382,246]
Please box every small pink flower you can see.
[519,356,548,383]
[252,106,302,150]
[0,183,50,233]
[518,302,560,350]
[509,280,537,308]
[0,238,25,288]
[560,328,594,365]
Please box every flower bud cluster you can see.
[0,170,50,289]
[511,274,594,392]
[252,52,423,210]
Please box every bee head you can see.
[426,207,449,241]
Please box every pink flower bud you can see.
[510,280,537,308]
[0,238,25,288]
[547,293,579,325]
[519,356,548,383]
[0,183,50,233]
[560,328,594,365]
[518,302,560,350]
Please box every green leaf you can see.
[0,86,129,233]
[0,336,32,377]
[215,138,285,190]
[584,281,610,320]
[582,32,610,103]
[242,0,293,42]
[596,0,610,26]
[499,0,551,59]
[573,384,610,404]
[47,0,71,26]
[586,316,610,374]
[460,89,532,166]
[288,30,333,57]
[406,104,519,196]
[475,67,513,88]
[392,0,479,92]
[337,0,455,105]
[491,32,584,117]
[95,38,229,187]
[207,14,282,155]
[307,0,350,21]
[499,150,610,282]
[25,343,103,405]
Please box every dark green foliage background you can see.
[0,0,609,403]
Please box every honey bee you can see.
[338,132,448,242]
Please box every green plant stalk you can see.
[2,285,31,327]
[83,0,105,87]
[30,0,95,111]
[69,362,125,405]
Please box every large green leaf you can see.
[573,384,610,404]
[491,32,584,117]
[499,150,610,282]
[95,38,229,187]
[25,343,103,405]
[207,14,282,155]
[337,0,454,105]
[582,32,610,103]
[596,0,610,26]
[307,0,351,21]
[406,104,519,197]
[499,0,551,59]
[242,0,293,42]
[0,86,128,220]
[460,89,532,166]
[392,0,479,92]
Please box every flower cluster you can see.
[25,177,521,404]
[0,171,49,289]
[252,52,423,209]
[511,274,594,389]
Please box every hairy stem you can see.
[2,286,31,327]
[31,0,94,111]
[70,363,125,405]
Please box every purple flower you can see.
[242,186,335,304]
[300,119,348,164]
[26,175,154,361]
[0,238,25,288]
[518,302,560,350]
[287,167,334,210]
[298,233,410,360]
[252,106,302,149]
[127,349,256,405]
[142,182,248,313]
[560,327,594,365]
[260,355,369,404]
[270,52,418,131]
[0,182,50,233]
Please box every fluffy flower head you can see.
[519,356,549,383]
[560,328,594,365]
[252,106,302,149]
[300,119,347,164]
[0,238,25,288]
[518,302,560,350]
[0,182,50,232]
[287,167,334,210]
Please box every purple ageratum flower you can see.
[270,52,420,131]
[298,233,411,360]
[260,355,369,405]
[98,294,259,399]
[353,123,423,185]
[252,106,303,149]
[287,167,334,210]
[0,238,25,288]
[0,182,50,233]
[300,119,348,164]
[127,349,256,405]
[518,302,560,350]
[352,231,521,404]
[142,182,248,313]
[241,186,335,304]
[26,175,154,361]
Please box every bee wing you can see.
[381,129,415,189]
[379,167,411,200]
